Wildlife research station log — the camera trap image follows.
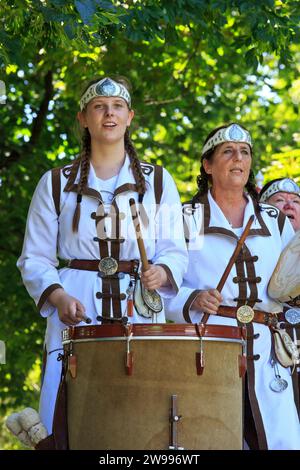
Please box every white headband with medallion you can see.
[201,123,252,156]
[80,77,131,111]
[260,178,300,203]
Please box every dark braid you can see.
[192,167,209,205]
[72,128,91,232]
[245,169,259,202]
[192,147,215,205]
[124,128,146,195]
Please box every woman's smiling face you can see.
[78,96,134,144]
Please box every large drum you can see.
[61,323,245,450]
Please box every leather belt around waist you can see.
[68,259,140,274]
[217,305,284,326]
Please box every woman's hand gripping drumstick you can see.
[192,215,254,314]
[129,198,168,290]
[48,288,91,325]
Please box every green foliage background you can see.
[0,0,299,449]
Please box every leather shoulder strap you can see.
[51,167,61,217]
[153,164,163,205]
[277,210,286,235]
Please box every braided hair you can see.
[192,123,259,206]
[124,128,146,195]
[72,76,146,232]
[72,128,91,232]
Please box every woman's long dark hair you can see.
[192,123,259,206]
[72,76,146,232]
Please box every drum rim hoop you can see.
[62,323,244,343]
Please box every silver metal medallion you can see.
[269,377,288,393]
[285,308,300,325]
[236,305,255,324]
[142,285,163,313]
[98,257,118,276]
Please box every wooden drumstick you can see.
[82,316,92,324]
[76,309,92,324]
[197,215,254,374]
[200,215,254,326]
[216,215,254,293]
[129,198,149,271]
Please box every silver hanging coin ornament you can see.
[141,284,163,313]
[269,377,288,393]
[236,305,255,324]
[285,307,300,325]
[98,257,118,276]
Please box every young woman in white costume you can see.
[17,77,188,434]
[165,123,300,450]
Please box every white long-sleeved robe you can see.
[17,155,188,433]
[165,190,300,450]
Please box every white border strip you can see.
[62,335,244,345]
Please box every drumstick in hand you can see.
[198,215,254,373]
[129,198,149,272]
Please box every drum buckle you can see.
[124,324,133,376]
[169,395,184,450]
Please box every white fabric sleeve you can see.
[164,285,203,323]
[152,168,188,298]
[17,170,63,317]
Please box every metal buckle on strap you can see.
[236,305,255,324]
[263,313,278,327]
[98,257,118,275]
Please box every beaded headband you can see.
[260,178,300,203]
[201,123,252,156]
[80,77,131,111]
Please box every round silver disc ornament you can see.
[98,257,118,276]
[236,305,255,324]
[285,308,300,325]
[269,377,288,393]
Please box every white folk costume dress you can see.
[165,190,300,450]
[17,155,188,434]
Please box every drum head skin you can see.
[268,231,300,302]
[63,324,244,450]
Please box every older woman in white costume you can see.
[17,77,188,435]
[165,123,300,450]
[261,178,300,418]
[260,177,300,232]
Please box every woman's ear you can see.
[77,111,87,128]
[126,109,134,127]
[203,158,212,174]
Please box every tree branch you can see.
[29,70,53,147]
[0,70,54,171]
[144,96,182,106]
